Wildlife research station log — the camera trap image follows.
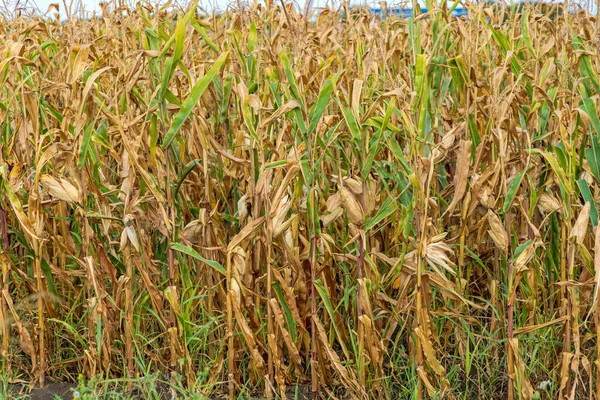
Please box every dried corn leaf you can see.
[487,210,508,253]
[40,175,81,204]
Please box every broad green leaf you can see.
[339,101,361,140]
[159,56,174,103]
[362,99,395,178]
[272,283,297,342]
[174,159,201,198]
[512,240,534,261]
[314,279,349,358]
[307,187,320,237]
[307,78,334,135]
[280,52,304,110]
[503,170,526,213]
[163,51,229,149]
[78,123,94,168]
[385,134,411,175]
[264,160,288,170]
[365,195,398,232]
[521,10,535,58]
[41,258,58,300]
[530,148,573,195]
[158,0,198,58]
[574,37,600,94]
[149,114,158,166]
[170,243,226,276]
[191,19,219,54]
[580,98,600,182]
[585,135,600,183]
[577,179,598,227]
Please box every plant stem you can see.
[227,251,234,400]
[311,233,318,399]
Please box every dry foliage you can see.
[0,2,600,399]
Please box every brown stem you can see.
[596,300,600,400]
[311,234,318,399]
[202,151,215,362]
[414,209,423,400]
[564,238,576,396]
[124,245,134,390]
[165,148,179,383]
[266,216,273,399]
[35,240,45,387]
[227,251,234,400]
[506,212,513,400]
[357,233,365,385]
[166,149,175,305]
[558,219,569,399]
[0,207,9,363]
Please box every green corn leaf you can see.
[585,135,600,183]
[78,123,94,168]
[170,243,226,276]
[521,10,535,58]
[530,148,573,195]
[280,52,304,110]
[307,187,320,237]
[41,258,58,300]
[580,98,600,182]
[339,101,361,140]
[191,19,219,54]
[574,37,600,94]
[265,160,288,170]
[314,279,349,358]
[365,194,398,232]
[174,159,201,198]
[577,179,598,227]
[307,78,334,136]
[362,98,395,178]
[272,283,297,342]
[503,170,526,213]
[159,56,174,102]
[512,240,533,261]
[221,73,234,124]
[385,134,411,175]
[163,51,229,149]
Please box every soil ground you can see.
[10,382,313,399]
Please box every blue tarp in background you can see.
[369,6,468,18]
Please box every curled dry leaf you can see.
[180,219,203,243]
[570,202,591,243]
[509,338,535,399]
[445,140,471,216]
[538,192,561,214]
[487,209,508,253]
[513,241,537,273]
[237,194,249,221]
[40,174,81,204]
[425,241,457,276]
[120,214,139,252]
[344,177,363,195]
[231,294,266,375]
[339,185,363,225]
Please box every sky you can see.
[25,0,591,20]
[29,0,369,17]
[27,0,445,19]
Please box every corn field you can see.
[1,1,600,398]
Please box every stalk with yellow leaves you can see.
[308,187,319,399]
[0,207,9,370]
[121,214,136,390]
[226,250,234,400]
